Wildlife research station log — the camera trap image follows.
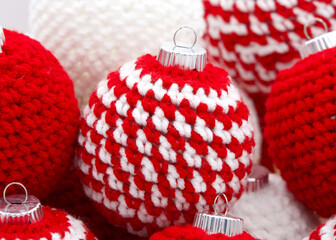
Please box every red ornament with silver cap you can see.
[265,18,336,218]
[0,182,97,240]
[77,26,255,237]
[150,194,260,240]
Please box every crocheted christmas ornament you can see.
[77,54,255,237]
[230,173,319,240]
[303,215,336,240]
[149,225,260,240]
[0,206,97,240]
[265,43,336,218]
[202,0,336,169]
[29,0,205,109]
[0,29,80,199]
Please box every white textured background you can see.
[0,0,30,33]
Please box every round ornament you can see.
[265,23,336,218]
[0,28,80,199]
[29,0,205,109]
[77,33,254,236]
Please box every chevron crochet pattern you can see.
[29,0,205,109]
[77,54,255,237]
[0,206,97,240]
[0,29,80,200]
[265,46,336,218]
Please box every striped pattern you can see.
[77,54,254,237]
[303,215,336,240]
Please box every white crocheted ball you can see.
[230,174,319,240]
[29,0,205,109]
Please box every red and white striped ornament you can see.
[303,215,336,240]
[77,31,255,237]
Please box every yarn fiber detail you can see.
[265,46,336,218]
[0,206,97,240]
[303,215,336,240]
[77,54,255,237]
[149,225,260,240]
[0,29,80,199]
[29,0,205,109]
[230,174,319,240]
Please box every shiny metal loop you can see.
[173,26,197,49]
[213,193,228,216]
[304,17,328,40]
[3,182,28,205]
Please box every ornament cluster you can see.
[0,0,334,239]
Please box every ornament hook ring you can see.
[213,193,229,216]
[3,182,28,205]
[173,26,197,49]
[304,17,328,40]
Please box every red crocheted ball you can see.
[0,206,97,240]
[0,29,80,199]
[77,54,255,237]
[149,225,260,240]
[265,47,336,218]
[202,0,336,169]
[304,215,336,240]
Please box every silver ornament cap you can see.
[0,182,43,226]
[0,26,5,54]
[246,165,269,192]
[299,18,336,58]
[157,26,207,71]
[193,194,244,236]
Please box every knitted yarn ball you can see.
[203,0,336,118]
[0,29,80,199]
[149,225,260,240]
[77,54,255,237]
[264,46,336,218]
[303,215,336,240]
[230,174,319,240]
[29,0,205,109]
[0,206,97,240]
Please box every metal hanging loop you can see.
[173,26,197,49]
[304,17,328,40]
[213,193,229,215]
[3,182,28,205]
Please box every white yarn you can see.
[230,174,319,240]
[303,215,336,240]
[29,0,205,109]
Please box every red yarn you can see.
[149,225,260,240]
[0,206,96,240]
[304,215,336,240]
[0,29,80,199]
[77,54,254,236]
[202,0,336,170]
[265,47,336,218]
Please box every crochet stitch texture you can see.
[77,54,255,237]
[29,0,205,109]
[0,206,97,240]
[0,29,80,200]
[303,215,336,240]
[230,174,319,240]
[265,46,336,218]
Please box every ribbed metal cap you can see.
[0,182,43,225]
[0,27,5,54]
[193,194,244,236]
[157,26,207,71]
[300,30,336,58]
[193,212,244,236]
[246,165,269,192]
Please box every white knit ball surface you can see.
[230,174,319,240]
[29,0,205,109]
